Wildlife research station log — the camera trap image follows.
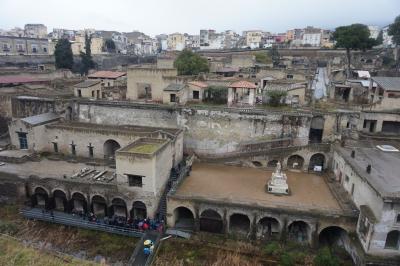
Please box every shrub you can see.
[203,86,228,104]
[0,221,19,235]
[280,252,295,266]
[263,241,282,256]
[314,247,340,266]
[266,90,287,107]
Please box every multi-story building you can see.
[0,36,49,55]
[302,26,322,47]
[368,25,380,40]
[245,30,263,49]
[24,24,48,39]
[167,33,185,51]
[382,26,395,48]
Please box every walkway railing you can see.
[21,208,144,238]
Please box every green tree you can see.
[54,39,73,70]
[388,15,400,69]
[376,30,383,45]
[269,45,280,65]
[79,34,95,75]
[174,49,209,75]
[332,24,376,77]
[104,38,116,53]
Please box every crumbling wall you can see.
[77,102,311,156]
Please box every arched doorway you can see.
[252,161,262,167]
[288,221,310,243]
[174,207,194,230]
[66,106,73,120]
[103,139,121,160]
[287,155,304,170]
[267,160,278,168]
[200,209,223,233]
[110,198,127,219]
[71,192,87,214]
[229,213,250,236]
[309,153,325,170]
[131,201,147,220]
[52,190,67,211]
[319,226,348,246]
[33,187,48,208]
[91,195,107,217]
[385,230,400,250]
[309,116,325,143]
[257,217,280,239]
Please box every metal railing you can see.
[21,208,144,238]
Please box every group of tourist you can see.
[69,209,164,232]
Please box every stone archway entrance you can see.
[200,209,223,233]
[131,201,147,220]
[309,153,325,170]
[91,195,107,217]
[103,139,121,161]
[174,207,194,230]
[257,217,280,239]
[288,221,310,243]
[52,190,68,211]
[229,213,250,236]
[287,155,304,170]
[33,187,48,208]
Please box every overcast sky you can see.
[1,0,399,36]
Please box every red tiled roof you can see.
[0,76,48,84]
[230,80,257,89]
[188,81,208,88]
[88,71,126,79]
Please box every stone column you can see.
[194,205,200,231]
[311,222,319,248]
[249,89,255,105]
[222,209,228,234]
[250,213,258,240]
[280,217,288,243]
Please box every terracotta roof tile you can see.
[230,80,257,89]
[88,71,126,79]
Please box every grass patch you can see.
[129,143,160,153]
[0,235,97,266]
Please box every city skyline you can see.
[1,0,399,36]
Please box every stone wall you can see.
[77,102,311,156]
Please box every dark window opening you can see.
[17,132,28,149]
[193,90,199,100]
[345,175,349,182]
[287,74,294,79]
[91,90,95,97]
[53,142,58,153]
[397,214,400,223]
[78,89,82,97]
[127,175,143,187]
[170,94,176,102]
[71,143,76,156]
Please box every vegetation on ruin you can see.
[54,38,74,70]
[129,143,160,153]
[266,90,288,107]
[0,235,97,266]
[0,204,136,264]
[174,49,209,75]
[253,51,272,64]
[154,235,352,266]
[203,86,228,104]
[104,38,116,53]
[79,34,96,75]
[332,24,377,76]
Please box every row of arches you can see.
[32,187,147,220]
[173,207,348,246]
[252,153,326,170]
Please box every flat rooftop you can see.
[174,163,343,214]
[46,122,181,137]
[0,157,115,184]
[335,144,400,199]
[118,138,168,156]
